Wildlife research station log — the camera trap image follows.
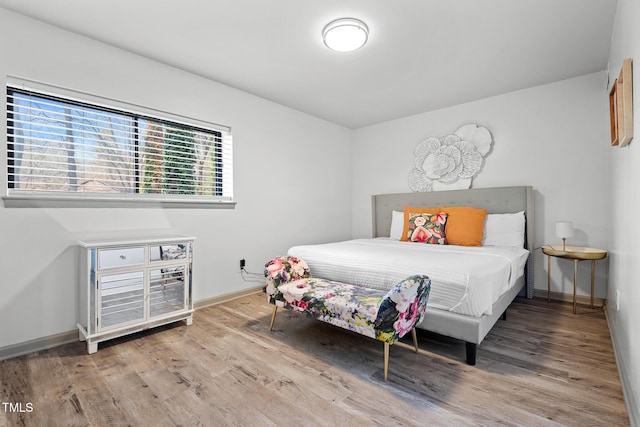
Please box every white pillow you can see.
[483,211,525,247]
[389,210,404,240]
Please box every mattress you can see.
[288,238,529,317]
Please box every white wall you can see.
[352,72,611,300]
[606,0,640,423]
[0,9,353,349]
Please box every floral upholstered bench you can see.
[264,256,431,381]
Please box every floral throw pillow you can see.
[405,212,447,244]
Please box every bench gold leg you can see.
[384,342,390,381]
[411,328,419,353]
[269,306,277,331]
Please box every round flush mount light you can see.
[322,18,369,52]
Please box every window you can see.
[5,84,233,207]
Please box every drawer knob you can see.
[120,255,127,260]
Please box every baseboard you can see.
[604,301,639,427]
[0,286,265,362]
[193,286,264,309]
[532,289,606,308]
[0,330,78,362]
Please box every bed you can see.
[288,186,534,365]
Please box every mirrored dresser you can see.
[77,234,195,353]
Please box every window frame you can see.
[3,78,234,209]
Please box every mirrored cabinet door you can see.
[149,266,187,318]
[98,271,145,330]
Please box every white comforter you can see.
[288,238,529,317]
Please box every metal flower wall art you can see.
[408,124,493,192]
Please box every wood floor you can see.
[0,294,629,426]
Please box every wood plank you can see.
[0,295,629,426]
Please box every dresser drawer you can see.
[98,246,145,270]
[150,243,189,262]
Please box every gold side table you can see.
[541,245,607,314]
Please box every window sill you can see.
[2,195,236,209]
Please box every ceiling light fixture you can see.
[322,18,369,52]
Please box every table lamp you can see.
[555,221,574,251]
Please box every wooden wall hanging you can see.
[609,58,633,147]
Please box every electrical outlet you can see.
[240,259,246,270]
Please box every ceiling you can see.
[0,0,619,129]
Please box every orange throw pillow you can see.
[438,206,487,246]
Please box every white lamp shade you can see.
[322,18,369,52]
[555,221,574,239]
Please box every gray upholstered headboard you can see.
[371,186,534,297]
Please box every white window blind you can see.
[6,84,233,205]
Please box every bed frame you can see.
[371,186,534,365]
